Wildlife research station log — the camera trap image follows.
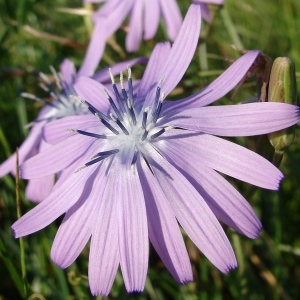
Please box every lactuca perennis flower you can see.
[12,4,300,296]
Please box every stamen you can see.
[141,130,148,141]
[67,128,107,139]
[152,92,165,124]
[103,88,123,121]
[71,95,119,135]
[75,149,119,173]
[91,149,119,159]
[49,66,62,90]
[40,75,70,107]
[71,95,109,122]
[127,99,137,125]
[152,75,165,114]
[131,149,138,165]
[39,72,51,84]
[120,72,128,101]
[110,114,129,135]
[127,66,133,104]
[109,68,125,113]
[142,107,150,129]
[39,83,50,92]
[109,68,115,84]
[150,126,173,139]
[21,92,45,104]
[130,149,139,174]
[101,119,120,135]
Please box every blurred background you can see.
[0,0,299,299]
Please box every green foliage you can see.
[0,0,299,299]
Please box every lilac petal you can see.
[89,159,119,296]
[118,162,148,292]
[93,0,119,16]
[153,140,261,238]
[144,0,160,40]
[144,144,237,273]
[92,57,148,82]
[137,158,193,282]
[20,135,94,179]
[11,164,99,238]
[60,59,76,86]
[51,165,103,269]
[143,3,201,110]
[165,102,300,136]
[74,76,112,112]
[52,139,106,191]
[137,42,171,103]
[0,120,45,177]
[126,0,143,52]
[162,50,260,114]
[196,0,224,4]
[25,175,55,202]
[77,17,107,77]
[158,4,200,96]
[43,115,100,144]
[93,0,133,37]
[157,130,283,190]
[159,0,183,41]
[199,3,211,22]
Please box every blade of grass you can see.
[15,148,28,298]
[220,8,244,52]
[0,236,25,298]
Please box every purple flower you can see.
[193,0,224,22]
[12,4,299,296]
[0,36,146,202]
[86,0,183,52]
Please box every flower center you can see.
[22,67,87,127]
[70,67,173,172]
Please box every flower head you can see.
[12,4,300,296]
[0,42,146,202]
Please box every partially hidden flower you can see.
[85,0,183,52]
[0,27,146,202]
[12,4,300,296]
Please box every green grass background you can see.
[0,0,300,299]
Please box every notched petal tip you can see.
[225,262,238,274]
[10,226,17,238]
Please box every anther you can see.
[152,75,165,115]
[150,126,173,140]
[21,92,45,104]
[91,149,119,159]
[131,149,138,165]
[75,149,119,173]
[66,128,107,139]
[103,88,123,121]
[127,66,133,105]
[71,95,109,122]
[120,72,128,100]
[142,107,150,129]
[49,66,62,89]
[39,72,51,84]
[127,99,137,125]
[141,130,149,141]
[109,68,125,113]
[152,92,165,124]
[110,113,129,135]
